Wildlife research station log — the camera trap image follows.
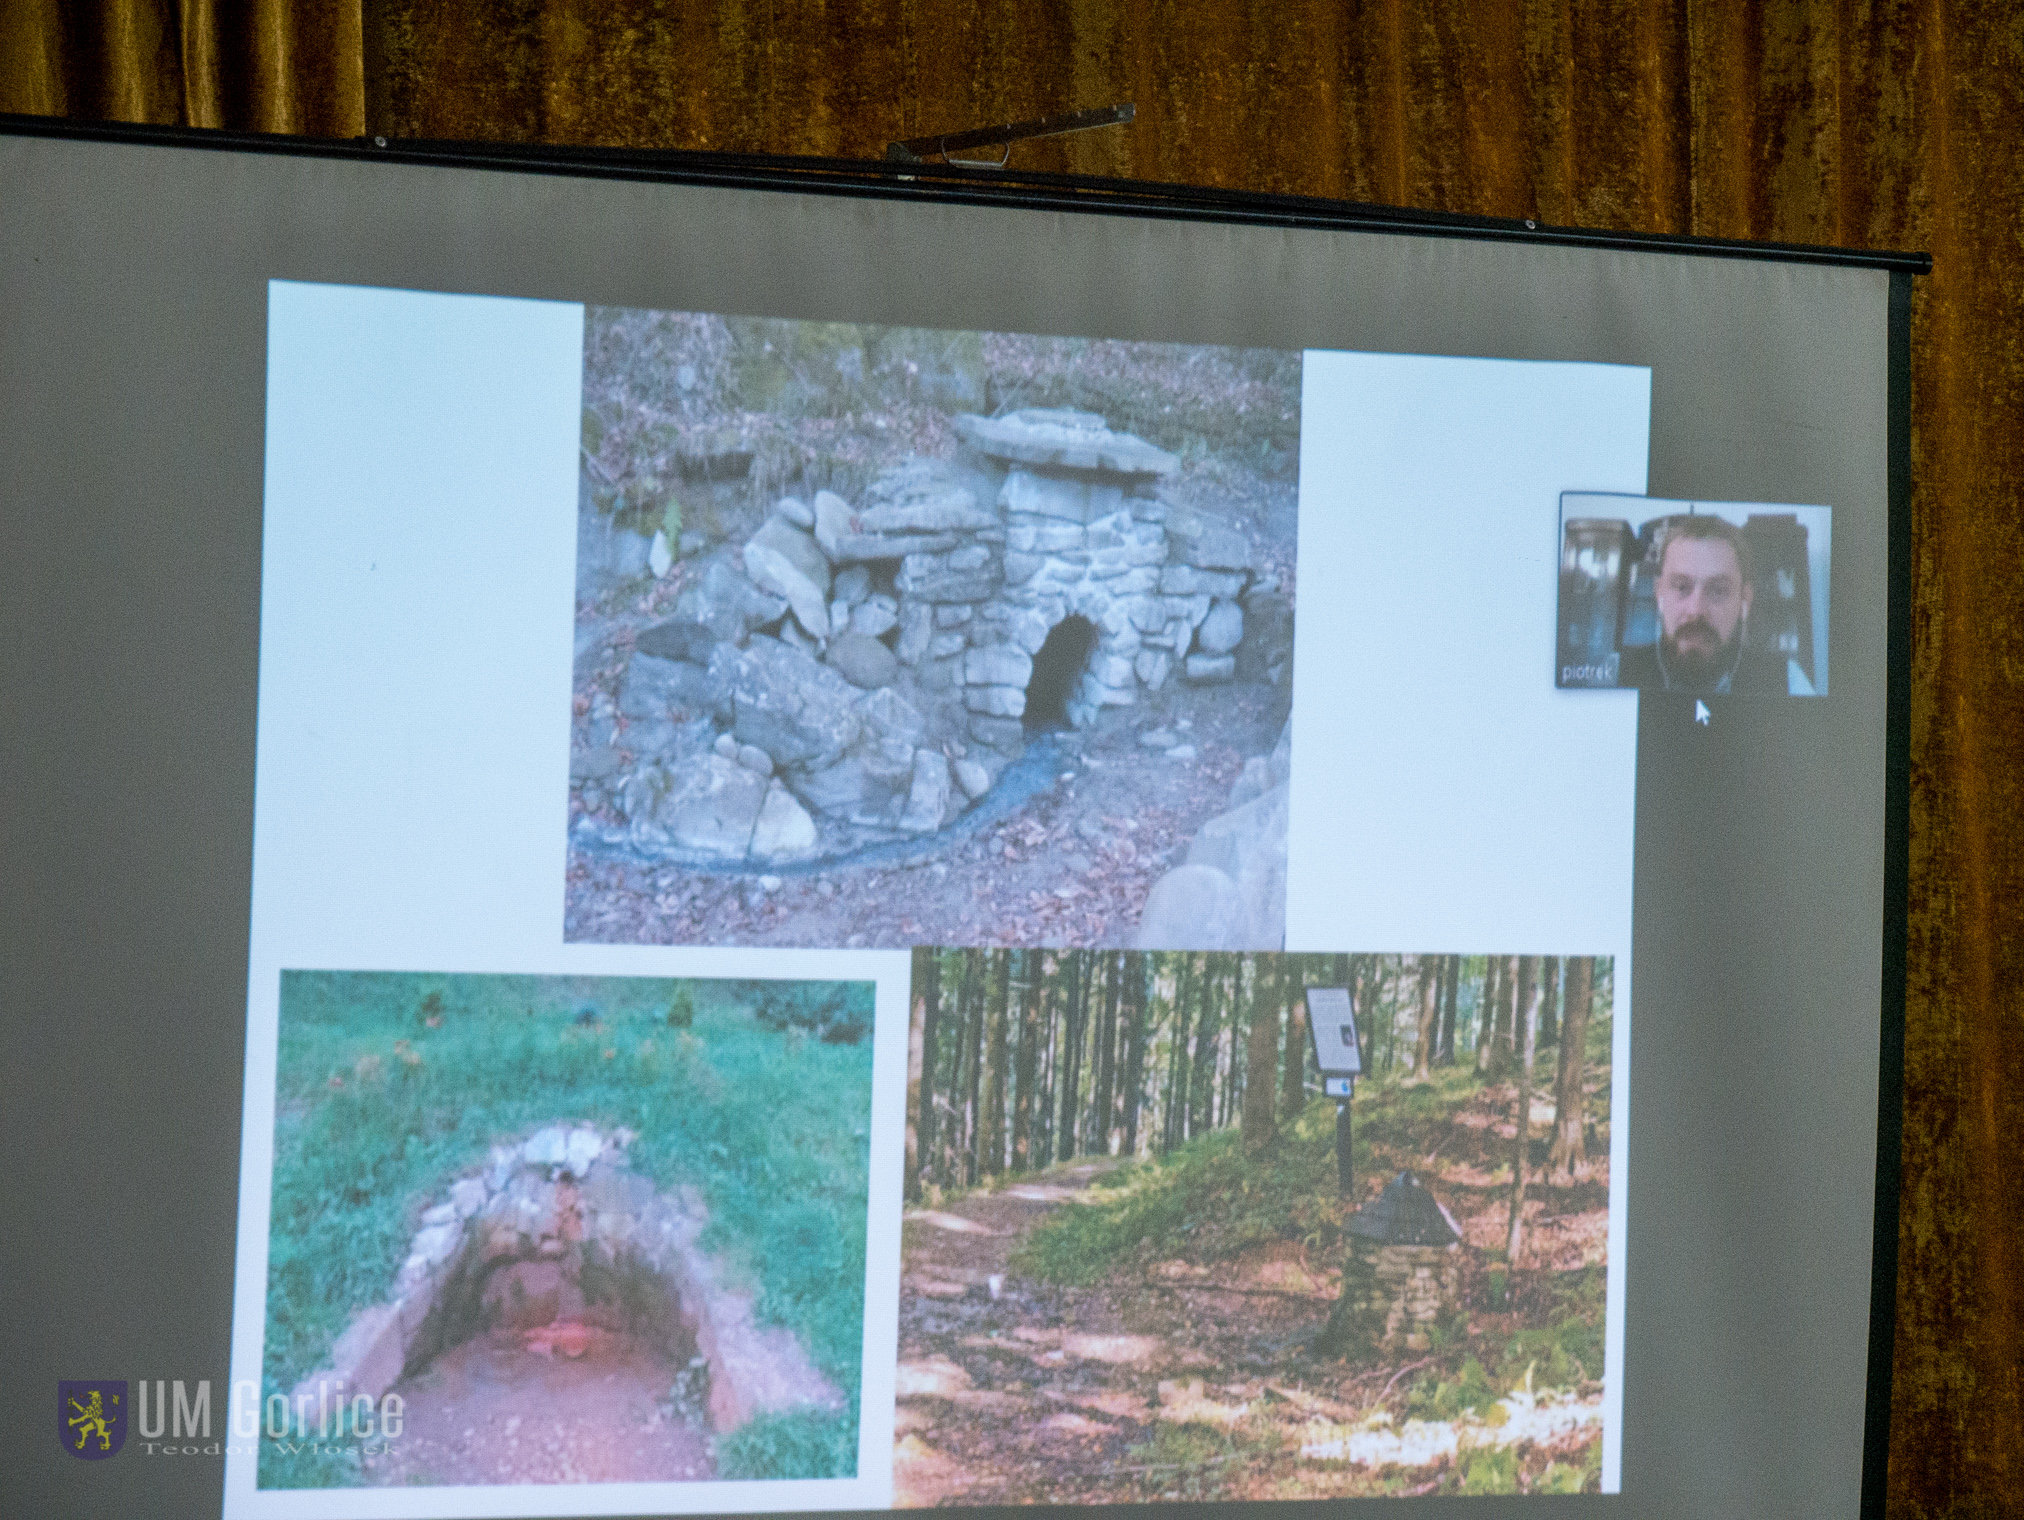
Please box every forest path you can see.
[894,1160,1343,1507]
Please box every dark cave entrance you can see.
[1024,615,1098,730]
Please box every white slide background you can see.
[1288,350,1651,1492]
[224,283,907,1519]
[226,292,1651,1512]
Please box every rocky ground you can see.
[362,1327,712,1487]
[565,676,1285,949]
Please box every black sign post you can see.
[1306,987,1362,1198]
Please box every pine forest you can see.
[895,948,1615,1502]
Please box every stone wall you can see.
[1339,1240,1463,1355]
[288,1123,841,1435]
[578,409,1287,866]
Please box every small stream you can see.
[570,729,1076,878]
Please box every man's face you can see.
[1654,535,1752,686]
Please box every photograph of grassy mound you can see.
[258,970,873,1491]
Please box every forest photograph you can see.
[894,948,1615,1502]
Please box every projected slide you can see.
[1556,492,1832,695]
[231,283,1652,1509]
[566,309,1298,954]
[893,949,1614,1504]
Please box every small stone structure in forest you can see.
[288,1123,839,1433]
[1320,1171,1465,1357]
[577,408,1289,868]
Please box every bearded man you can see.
[1617,516,1791,694]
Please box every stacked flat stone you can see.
[946,408,1253,730]
[598,408,1263,863]
[1349,1240,1463,1354]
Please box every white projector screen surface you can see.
[0,126,1903,1520]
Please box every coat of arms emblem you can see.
[59,1381,127,1459]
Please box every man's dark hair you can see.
[1649,513,1754,585]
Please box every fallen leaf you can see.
[1044,1388,1151,1421]
[905,1209,1006,1237]
[1157,1377,1250,1427]
[1039,1410,1116,1436]
[895,1357,973,1399]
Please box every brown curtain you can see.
[4,4,2020,1513]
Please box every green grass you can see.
[1002,1025,1611,1501]
[1013,1073,1496,1287]
[1012,1051,1609,1489]
[258,970,872,1485]
[257,1438,364,1490]
[714,1406,859,1480]
[1125,1417,1283,1503]
[1013,1102,1332,1285]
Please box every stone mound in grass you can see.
[288,1122,841,1434]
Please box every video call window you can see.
[1556,493,1831,696]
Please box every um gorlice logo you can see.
[58,1379,219,1459]
[54,1378,406,1461]
[59,1381,127,1459]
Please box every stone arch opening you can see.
[1024,615,1099,730]
[418,1217,704,1377]
[288,1123,843,1452]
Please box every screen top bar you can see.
[2,111,1934,277]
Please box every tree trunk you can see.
[1549,955,1595,1182]
[1438,953,1460,1064]
[1120,954,1148,1155]
[1539,954,1561,1049]
[1188,955,1219,1138]
[1413,953,1439,1079]
[1490,954,1519,1072]
[1157,951,1182,1149]
[1386,958,1404,1074]
[1475,954,1501,1073]
[906,946,935,1201]
[983,952,1010,1176]
[1507,956,1543,1262]
[1056,953,1086,1161]
[1091,951,1122,1156]
[1036,954,1060,1165]
[1281,960,1307,1117]
[1206,963,1222,1133]
[1353,955,1377,1073]
[1509,956,1534,1071]
[1224,957,1247,1125]
[1242,958,1279,1151]
[1012,951,1040,1172]
[963,949,985,1185]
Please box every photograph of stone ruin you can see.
[566,309,1298,951]
[894,949,1612,1502]
[256,970,871,1490]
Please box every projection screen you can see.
[0,118,1917,1520]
